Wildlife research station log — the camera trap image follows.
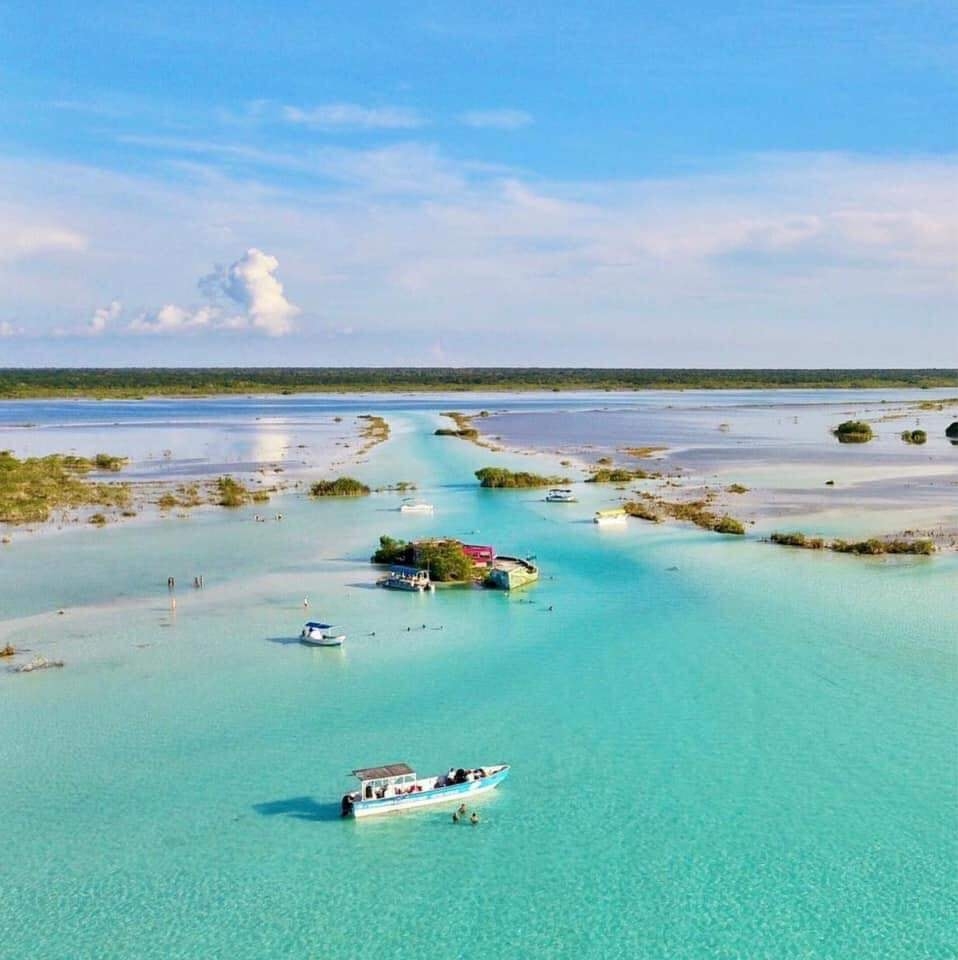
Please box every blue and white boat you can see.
[341,762,510,818]
[299,622,345,647]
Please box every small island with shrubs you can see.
[0,450,131,524]
[475,467,572,488]
[769,531,935,556]
[947,422,958,439]
[900,429,927,444]
[371,535,475,582]
[623,493,745,535]
[310,476,371,497]
[585,467,658,483]
[435,411,481,442]
[833,420,874,443]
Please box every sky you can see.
[1,0,956,367]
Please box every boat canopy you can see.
[353,763,415,781]
[389,565,422,576]
[304,621,333,630]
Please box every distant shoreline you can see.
[1,367,956,399]
[0,367,958,400]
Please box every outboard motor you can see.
[341,794,354,818]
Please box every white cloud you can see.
[200,248,300,336]
[126,249,298,337]
[459,109,532,130]
[0,225,88,262]
[0,320,22,337]
[87,299,122,335]
[283,103,426,130]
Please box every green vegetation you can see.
[947,422,958,439]
[585,467,655,483]
[475,467,571,488]
[309,476,371,497]
[0,450,131,524]
[623,493,746,535]
[358,414,389,447]
[770,531,934,556]
[770,532,825,549]
[158,483,204,511]
[713,516,746,535]
[370,535,475,582]
[88,513,108,526]
[2,368,956,398]
[215,476,251,507]
[93,453,128,471]
[621,446,667,458]
[901,429,927,444]
[831,538,935,556]
[413,540,475,582]
[727,483,749,494]
[435,411,480,441]
[623,502,661,522]
[371,535,410,565]
[833,420,874,443]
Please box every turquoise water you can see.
[1,403,956,959]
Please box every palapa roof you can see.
[353,763,415,781]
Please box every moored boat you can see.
[594,508,627,526]
[377,565,435,592]
[485,555,539,590]
[341,762,510,818]
[300,622,346,647]
[399,499,435,514]
[545,488,577,503]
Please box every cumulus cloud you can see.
[459,109,532,130]
[128,249,299,337]
[87,299,122,335]
[283,103,426,130]
[200,248,300,336]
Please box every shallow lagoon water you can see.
[1,397,956,959]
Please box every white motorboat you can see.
[377,566,435,592]
[399,499,435,514]
[545,488,577,503]
[341,762,510,818]
[300,622,346,647]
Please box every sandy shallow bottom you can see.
[1,397,956,959]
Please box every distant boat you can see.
[594,508,628,526]
[377,565,435,592]
[545,488,577,503]
[485,555,539,590]
[341,762,510,818]
[300,622,345,647]
[399,499,435,514]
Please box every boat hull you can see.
[348,765,509,818]
[300,635,344,647]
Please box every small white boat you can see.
[545,488,577,503]
[399,499,434,514]
[341,762,510,818]
[594,508,628,526]
[300,622,346,647]
[377,566,435,592]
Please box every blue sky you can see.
[1,1,956,366]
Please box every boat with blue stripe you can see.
[341,762,510,818]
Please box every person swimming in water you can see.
[470,811,479,825]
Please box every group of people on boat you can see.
[440,767,489,787]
